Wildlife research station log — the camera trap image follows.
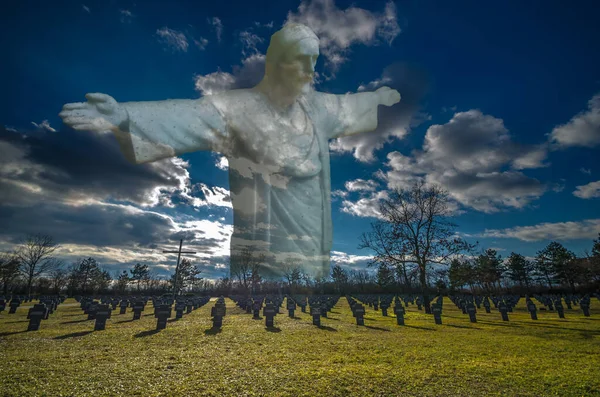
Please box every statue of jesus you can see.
[59,23,401,281]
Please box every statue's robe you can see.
[115,88,379,279]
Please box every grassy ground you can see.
[1,297,599,397]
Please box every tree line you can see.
[2,183,599,298]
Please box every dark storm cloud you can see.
[330,61,430,162]
[0,125,186,208]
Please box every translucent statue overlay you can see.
[59,23,401,280]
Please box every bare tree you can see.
[331,264,349,294]
[348,269,373,292]
[130,263,149,292]
[49,266,68,294]
[16,233,61,295]
[358,181,473,313]
[282,257,303,291]
[0,250,21,295]
[230,245,265,292]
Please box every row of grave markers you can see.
[2,293,596,333]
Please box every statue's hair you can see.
[265,23,319,66]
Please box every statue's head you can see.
[264,23,319,96]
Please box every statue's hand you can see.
[59,93,129,132]
[375,86,401,107]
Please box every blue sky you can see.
[1,0,599,281]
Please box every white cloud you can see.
[573,180,600,199]
[194,37,209,50]
[329,62,428,163]
[512,144,549,170]
[214,155,229,170]
[82,5,90,13]
[415,110,547,212]
[194,71,236,96]
[120,9,134,23]
[239,30,264,56]
[208,17,223,42]
[341,109,549,215]
[549,93,600,148]
[31,120,56,132]
[344,178,379,192]
[330,250,373,268]
[156,27,189,52]
[482,219,600,242]
[193,53,265,95]
[286,0,400,73]
[580,167,592,175]
[254,21,274,29]
[331,189,348,199]
[182,183,232,208]
[340,190,389,219]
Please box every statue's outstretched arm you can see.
[60,93,229,164]
[323,87,401,140]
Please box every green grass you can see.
[1,297,599,397]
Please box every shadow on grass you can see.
[477,320,522,327]
[116,319,135,324]
[64,313,84,317]
[54,331,93,339]
[135,329,161,338]
[3,320,28,324]
[365,325,391,332]
[266,326,282,333]
[252,316,263,320]
[0,330,28,337]
[317,325,337,332]
[204,327,222,336]
[327,317,340,321]
[61,319,91,324]
[446,324,481,330]
[167,318,179,323]
[404,325,436,331]
[516,322,600,334]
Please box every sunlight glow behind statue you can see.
[59,23,401,280]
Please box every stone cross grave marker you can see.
[466,302,477,323]
[527,301,538,320]
[175,301,186,320]
[310,306,321,326]
[132,301,145,320]
[353,304,365,326]
[8,297,21,314]
[27,303,48,331]
[432,304,442,325]
[119,299,129,315]
[498,301,509,321]
[580,298,591,317]
[162,239,196,302]
[87,301,99,320]
[287,299,296,318]
[155,304,172,330]
[252,300,261,320]
[211,302,226,328]
[555,300,565,319]
[263,302,276,327]
[393,304,405,326]
[95,304,112,331]
[483,297,491,314]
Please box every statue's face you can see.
[275,38,319,96]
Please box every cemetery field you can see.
[1,298,599,397]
